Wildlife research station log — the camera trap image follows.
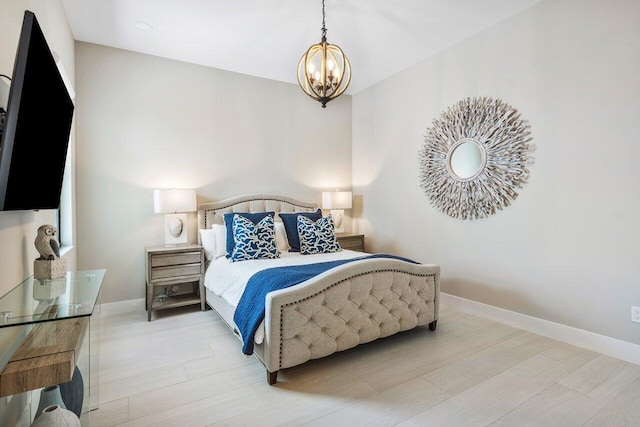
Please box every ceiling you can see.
[60,0,544,94]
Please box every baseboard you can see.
[100,298,145,317]
[440,293,640,366]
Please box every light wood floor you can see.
[89,304,640,427]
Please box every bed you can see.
[197,194,440,385]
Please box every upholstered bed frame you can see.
[198,194,440,385]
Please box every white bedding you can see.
[204,249,364,308]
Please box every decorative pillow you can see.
[231,215,279,262]
[279,209,322,252]
[274,221,290,252]
[297,215,342,255]
[223,211,275,257]
[199,229,217,261]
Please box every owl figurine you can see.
[35,224,61,260]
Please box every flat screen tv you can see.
[0,10,74,211]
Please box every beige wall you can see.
[352,0,640,345]
[74,42,352,303]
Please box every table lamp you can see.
[322,190,352,233]
[154,189,197,246]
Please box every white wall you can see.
[352,0,640,345]
[74,42,352,303]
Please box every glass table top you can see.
[0,269,105,328]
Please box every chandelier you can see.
[297,0,351,108]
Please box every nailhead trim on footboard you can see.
[277,268,438,369]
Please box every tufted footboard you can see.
[198,194,440,385]
[260,258,440,384]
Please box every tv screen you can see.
[0,10,74,211]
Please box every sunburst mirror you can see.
[419,97,534,220]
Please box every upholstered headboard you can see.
[197,194,318,230]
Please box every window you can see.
[57,147,72,252]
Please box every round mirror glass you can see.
[449,139,485,180]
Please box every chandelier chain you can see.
[321,0,327,40]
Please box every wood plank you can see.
[0,317,88,397]
[488,384,606,427]
[396,355,575,427]
[583,376,640,426]
[11,317,88,361]
[422,332,557,396]
[304,377,450,426]
[0,351,74,397]
[558,354,640,401]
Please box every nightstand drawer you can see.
[150,263,201,280]
[151,251,202,267]
[337,234,365,252]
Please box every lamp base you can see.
[164,213,188,245]
[330,209,345,233]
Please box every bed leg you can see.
[267,370,278,385]
[429,320,438,331]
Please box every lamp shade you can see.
[322,191,352,209]
[153,189,197,213]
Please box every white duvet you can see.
[205,249,364,307]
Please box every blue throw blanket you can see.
[233,253,418,355]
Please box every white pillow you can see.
[199,229,217,261]
[275,221,290,252]
[200,225,229,260]
[212,224,227,259]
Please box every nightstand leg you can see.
[146,282,154,321]
[199,280,205,311]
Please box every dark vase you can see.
[58,366,84,418]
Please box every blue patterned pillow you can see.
[278,209,322,252]
[231,215,279,262]
[223,211,275,258]
[297,215,342,255]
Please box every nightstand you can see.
[145,244,205,321]
[336,233,365,252]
